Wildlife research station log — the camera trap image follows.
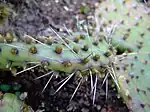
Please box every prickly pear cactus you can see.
[115,52,150,112]
[0,92,33,112]
[0,0,149,111]
[95,0,150,111]
[95,0,150,53]
[0,31,111,74]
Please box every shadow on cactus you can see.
[0,0,150,112]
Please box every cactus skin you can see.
[0,93,33,112]
[95,0,150,53]
[115,53,150,112]
[0,0,149,111]
[0,32,111,75]
[95,0,150,111]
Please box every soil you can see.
[0,68,129,112]
[0,0,98,37]
[0,0,131,111]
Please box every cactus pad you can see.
[95,0,150,53]
[0,93,33,112]
[0,0,149,111]
[95,0,150,111]
[0,32,111,74]
[114,52,150,112]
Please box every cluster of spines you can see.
[94,0,150,111]
[115,52,150,112]
[0,28,119,106]
[95,0,150,53]
[0,31,112,75]
[0,0,150,111]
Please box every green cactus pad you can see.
[95,0,150,111]
[0,93,33,112]
[0,32,110,74]
[95,0,150,53]
[115,52,150,112]
[0,0,149,111]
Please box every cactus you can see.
[0,31,111,74]
[95,0,150,111]
[0,0,149,111]
[0,92,33,112]
[115,52,150,112]
[95,0,150,53]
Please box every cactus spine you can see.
[95,0,150,111]
[0,32,110,74]
[0,0,150,112]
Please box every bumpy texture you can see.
[0,0,150,112]
[95,0,150,53]
[115,52,150,112]
[95,0,150,111]
[0,32,111,74]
